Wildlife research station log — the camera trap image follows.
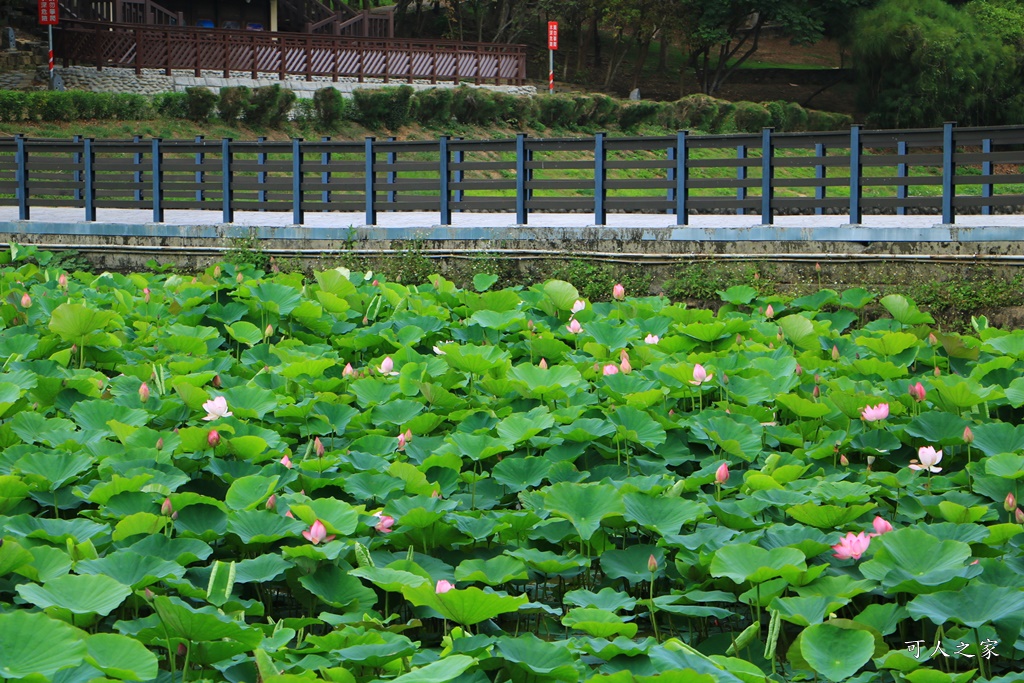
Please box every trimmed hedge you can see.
[352,86,414,130]
[0,90,151,122]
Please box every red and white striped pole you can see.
[547,21,557,95]
[48,25,54,85]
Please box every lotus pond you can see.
[0,248,1023,683]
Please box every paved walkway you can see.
[0,207,1022,241]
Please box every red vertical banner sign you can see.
[39,0,59,25]
[547,21,557,94]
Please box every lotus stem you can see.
[648,573,661,642]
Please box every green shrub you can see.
[292,98,316,123]
[244,84,295,128]
[218,86,251,124]
[183,87,217,122]
[0,90,25,121]
[784,102,809,131]
[618,101,661,131]
[764,100,787,129]
[312,87,346,129]
[733,101,772,132]
[591,95,620,127]
[674,95,722,132]
[490,91,533,127]
[352,86,413,129]
[68,91,110,119]
[411,87,453,125]
[450,87,500,125]
[27,92,76,122]
[152,92,188,119]
[535,94,576,128]
[807,109,853,131]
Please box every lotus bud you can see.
[139,382,150,402]
[144,587,154,600]
[207,430,220,447]
[156,437,163,450]
[832,345,840,361]
[567,318,583,334]
[20,292,31,308]
[343,363,355,377]
[753,272,760,281]
[177,643,187,657]
[736,333,742,345]
[814,374,821,384]
[813,385,820,399]
[721,372,728,385]
[539,358,548,369]
[715,462,729,485]
[211,374,221,389]
[314,436,324,457]
[603,364,619,376]
[815,262,821,272]
[647,554,658,573]
[928,332,938,346]
[161,497,173,516]
[266,494,276,510]
[768,342,774,349]
[620,357,632,374]
[840,454,849,467]
[964,425,974,443]
[237,272,244,283]
[777,328,784,342]
[265,324,273,339]
[71,344,76,355]
[404,428,413,442]
[171,511,177,520]
[436,579,454,594]
[613,283,625,300]
[866,455,875,471]
[397,433,406,451]
[795,363,803,376]
[143,288,150,303]
[58,273,67,289]
[213,264,221,278]
[431,489,441,498]
[281,455,293,468]
[934,365,941,377]
[765,304,774,319]
[1006,492,1017,512]
[1017,508,1024,525]
[362,316,369,325]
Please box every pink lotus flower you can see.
[20,292,30,308]
[908,382,926,402]
[343,363,355,377]
[161,498,173,516]
[207,430,220,447]
[602,364,619,376]
[281,455,293,469]
[833,531,871,560]
[871,516,893,536]
[374,513,395,533]
[645,334,660,344]
[860,403,889,422]
[567,319,583,335]
[690,364,712,385]
[715,462,729,485]
[202,396,232,421]
[795,363,803,376]
[647,554,658,572]
[302,519,336,545]
[1005,492,1016,512]
[613,283,625,300]
[619,350,632,374]
[765,304,774,319]
[378,356,396,375]
[397,433,406,451]
[571,300,586,314]
[909,446,943,472]
[58,273,67,289]
[139,382,150,402]
[435,579,454,594]
[266,494,276,510]
[433,345,446,355]
[963,426,974,444]
[142,288,151,303]
[1017,508,1024,525]
[539,358,548,369]
[840,454,849,467]
[314,437,324,457]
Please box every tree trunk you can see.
[658,31,668,71]
[591,10,602,68]
[631,38,651,92]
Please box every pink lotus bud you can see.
[397,433,406,451]
[144,587,154,600]
[314,437,324,457]
[363,316,369,325]
[207,430,220,447]
[753,272,760,281]
[934,366,941,377]
[645,334,659,344]
[572,300,586,314]
[872,516,893,535]
[177,643,187,657]
[214,265,221,278]
[528,319,535,330]
[1017,508,1024,525]
[343,363,355,377]
[813,385,820,398]
[404,428,413,442]
[832,345,840,361]
[302,519,336,545]
[715,462,729,485]
[613,283,625,300]
[840,454,849,467]
[161,498,173,516]
[285,510,294,518]
[964,426,974,444]
[20,292,31,308]
[58,273,67,289]
[539,358,548,369]
[647,554,658,572]
[1006,492,1017,512]
[143,288,150,303]
[435,579,454,594]
[866,455,876,467]
[795,364,803,376]
[379,356,394,374]
[171,510,177,521]
[156,437,163,450]
[265,324,273,339]
[431,489,441,498]
[602,364,619,376]
[928,333,938,346]
[620,357,632,375]
[814,374,821,384]
[815,262,821,272]
[212,374,221,388]
[139,382,150,402]
[266,494,276,510]
[281,455,293,468]
[374,513,395,533]
[567,319,583,335]
[237,272,244,283]
[909,382,926,402]
[765,304,774,319]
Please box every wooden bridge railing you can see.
[57,19,527,84]
[1,124,1022,225]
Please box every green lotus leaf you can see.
[903,412,970,446]
[609,405,666,449]
[907,582,1024,629]
[777,314,819,351]
[48,302,119,344]
[17,574,131,615]
[350,566,429,593]
[455,555,528,585]
[880,294,933,325]
[770,595,847,626]
[623,492,708,536]
[492,456,552,492]
[221,385,278,419]
[543,481,625,541]
[76,551,186,588]
[971,421,1024,457]
[0,611,87,678]
[233,553,294,584]
[857,331,920,358]
[247,281,302,316]
[799,622,875,681]
[985,452,1024,479]
[497,407,554,444]
[3,515,109,544]
[508,363,583,401]
[299,564,377,609]
[401,584,527,626]
[85,633,159,681]
[775,393,830,419]
[287,498,358,536]
[562,608,638,639]
[14,451,92,490]
[497,632,578,677]
[839,288,875,309]
[786,503,875,529]
[473,273,499,292]
[859,528,978,592]
[153,595,261,644]
[0,475,30,514]
[442,343,510,375]
[373,399,424,426]
[227,509,307,543]
[600,545,664,585]
[0,537,34,577]
[718,285,758,305]
[542,280,580,311]
[388,655,477,683]
[564,587,637,613]
[225,474,279,511]
[710,544,807,584]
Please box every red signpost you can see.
[39,0,58,87]
[547,21,557,94]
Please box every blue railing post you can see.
[982,138,992,216]
[365,137,376,225]
[595,132,606,226]
[256,136,267,208]
[292,138,304,225]
[849,124,862,225]
[195,135,204,202]
[387,136,397,205]
[15,135,28,220]
[737,144,747,216]
[942,122,955,224]
[761,127,773,225]
[151,138,163,223]
[515,133,527,225]
[133,135,143,203]
[222,138,233,224]
[814,143,825,216]
[453,137,464,211]
[321,136,331,210]
[666,143,675,215]
[896,141,907,216]
[439,135,451,225]
[73,135,82,202]
[83,138,95,222]
[675,131,688,225]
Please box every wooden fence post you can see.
[896,140,907,216]
[439,135,450,225]
[222,138,233,224]
[737,145,747,216]
[292,138,304,225]
[814,143,825,216]
[982,138,992,216]
[594,132,606,226]
[849,124,862,225]
[195,135,205,202]
[152,137,164,223]
[666,143,675,215]
[453,138,463,211]
[256,136,267,209]
[386,137,397,205]
[760,127,773,225]
[365,137,376,225]
[133,135,143,203]
[942,122,955,224]
[516,133,527,225]
[675,131,688,226]
[321,136,331,210]
[83,138,95,222]
[73,135,82,202]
